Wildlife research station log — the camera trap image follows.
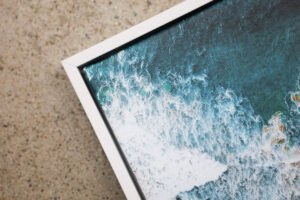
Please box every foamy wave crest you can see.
[99,72,228,199]
[92,63,278,199]
[84,50,299,199]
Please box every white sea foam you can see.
[93,63,300,199]
[114,120,226,199]
[100,71,256,199]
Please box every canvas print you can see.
[82,0,300,199]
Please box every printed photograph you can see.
[83,0,300,199]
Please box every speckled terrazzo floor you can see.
[0,0,182,199]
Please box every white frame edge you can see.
[61,0,213,199]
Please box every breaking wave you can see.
[84,53,300,199]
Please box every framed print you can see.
[62,0,300,199]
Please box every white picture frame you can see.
[61,1,214,199]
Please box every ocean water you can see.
[83,0,300,199]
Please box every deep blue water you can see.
[83,0,300,199]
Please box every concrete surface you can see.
[0,0,181,199]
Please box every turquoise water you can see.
[83,0,300,199]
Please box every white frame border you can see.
[61,0,213,199]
